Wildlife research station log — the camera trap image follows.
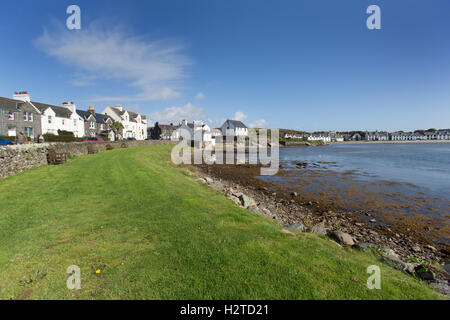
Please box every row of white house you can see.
[284,132,344,142]
[0,91,147,140]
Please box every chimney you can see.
[62,101,76,113]
[115,105,123,112]
[88,105,95,114]
[182,119,188,125]
[13,91,30,102]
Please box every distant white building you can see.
[365,131,389,141]
[221,119,248,137]
[308,134,331,143]
[103,105,148,140]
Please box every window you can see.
[74,119,77,126]
[24,127,33,137]
[90,122,95,129]
[62,119,65,125]
[8,126,16,137]
[26,112,33,121]
[8,112,14,120]
[48,116,52,124]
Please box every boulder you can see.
[239,194,256,208]
[444,263,450,275]
[283,222,306,232]
[203,176,214,183]
[311,222,326,236]
[329,231,355,246]
[403,263,420,274]
[416,271,435,281]
[228,195,242,206]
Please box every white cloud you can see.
[249,119,268,128]
[150,103,207,124]
[233,111,248,122]
[195,92,205,100]
[34,22,191,102]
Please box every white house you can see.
[13,92,85,137]
[177,120,214,147]
[103,105,148,140]
[221,119,248,137]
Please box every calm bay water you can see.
[279,142,450,193]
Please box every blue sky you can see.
[0,0,449,131]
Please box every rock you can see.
[381,247,401,262]
[290,192,298,197]
[329,231,355,246]
[281,229,295,236]
[355,223,364,227]
[369,219,376,223]
[424,245,437,252]
[229,195,242,206]
[311,222,326,236]
[239,194,256,208]
[203,176,214,183]
[283,222,306,232]
[196,178,206,184]
[416,271,435,281]
[290,199,295,204]
[403,263,420,274]
[444,263,450,275]
[412,245,422,253]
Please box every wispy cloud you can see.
[34,21,191,102]
[233,111,248,122]
[195,92,205,100]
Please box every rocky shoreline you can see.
[192,163,450,296]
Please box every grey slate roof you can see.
[31,101,72,119]
[223,119,248,129]
[0,96,28,110]
[77,110,113,124]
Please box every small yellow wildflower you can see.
[95,269,101,274]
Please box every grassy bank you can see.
[0,145,445,299]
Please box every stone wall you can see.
[0,140,177,179]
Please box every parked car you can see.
[84,137,103,142]
[126,137,137,141]
[0,137,14,146]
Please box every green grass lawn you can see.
[0,145,445,299]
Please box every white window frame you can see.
[8,111,14,120]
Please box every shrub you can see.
[43,133,84,143]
